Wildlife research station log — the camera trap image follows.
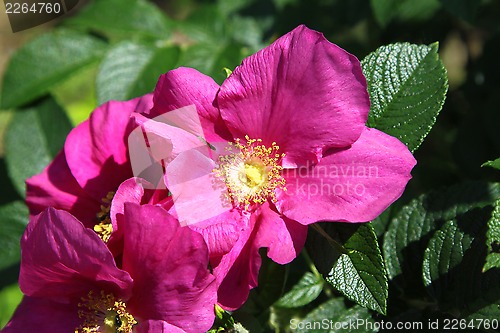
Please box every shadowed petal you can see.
[218,25,369,167]
[254,202,307,264]
[189,211,249,258]
[65,94,153,199]
[276,128,416,223]
[19,208,133,303]
[211,221,260,311]
[0,296,80,333]
[107,177,172,255]
[214,203,307,310]
[25,151,98,227]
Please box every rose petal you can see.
[109,178,147,236]
[0,296,80,333]
[213,221,260,311]
[165,148,234,227]
[107,178,172,257]
[122,204,216,333]
[254,202,307,264]
[214,203,307,310]
[189,210,250,258]
[149,67,231,142]
[25,151,98,226]
[19,208,133,302]
[65,94,152,198]
[128,113,214,191]
[276,128,416,223]
[218,25,369,167]
[135,320,187,333]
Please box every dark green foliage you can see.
[1,0,500,331]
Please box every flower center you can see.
[94,191,115,243]
[214,136,286,208]
[239,160,266,188]
[75,290,136,333]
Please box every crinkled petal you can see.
[189,210,250,258]
[0,296,80,333]
[109,178,148,238]
[149,67,231,142]
[135,320,187,333]
[65,94,152,198]
[218,25,369,167]
[276,128,416,223]
[108,178,172,257]
[212,221,260,311]
[123,204,216,333]
[254,202,307,264]
[25,151,98,227]
[19,208,133,302]
[213,203,307,310]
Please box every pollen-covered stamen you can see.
[75,290,136,333]
[94,191,115,243]
[214,136,286,208]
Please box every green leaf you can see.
[65,0,171,40]
[439,0,480,21]
[178,4,253,84]
[217,0,254,16]
[485,199,500,271]
[383,182,500,293]
[482,158,500,170]
[460,245,500,324]
[4,97,72,197]
[96,41,180,104]
[1,29,107,109]
[307,223,388,314]
[233,255,288,331]
[295,298,377,333]
[370,0,441,27]
[361,42,448,152]
[180,42,245,85]
[229,16,265,50]
[223,67,233,78]
[422,207,500,318]
[0,202,28,272]
[370,0,398,26]
[422,212,481,303]
[274,272,323,308]
[179,5,226,44]
[208,304,235,333]
[371,207,393,238]
[422,219,466,298]
[0,284,23,329]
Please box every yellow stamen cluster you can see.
[75,290,136,333]
[213,135,286,209]
[94,191,115,243]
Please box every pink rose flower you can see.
[1,205,216,333]
[135,25,416,309]
[106,177,172,254]
[26,94,154,245]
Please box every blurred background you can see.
[0,0,499,330]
